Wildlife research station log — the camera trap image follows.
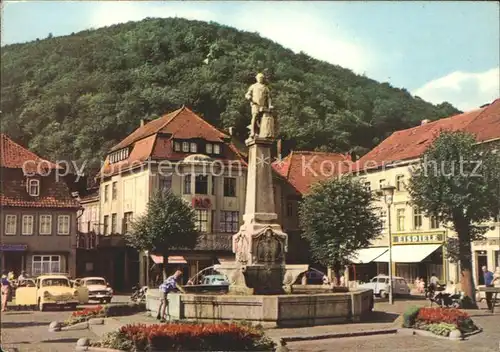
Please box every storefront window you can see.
[32,255,61,275]
[195,209,209,233]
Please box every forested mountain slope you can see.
[1,17,460,167]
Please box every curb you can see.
[280,328,398,342]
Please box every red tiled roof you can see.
[272,151,353,194]
[0,133,58,173]
[100,106,245,177]
[355,98,500,171]
[0,194,80,208]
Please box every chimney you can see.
[140,119,146,127]
[228,127,235,136]
[421,119,431,125]
[277,139,282,158]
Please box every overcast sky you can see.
[2,1,499,111]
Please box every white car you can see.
[79,277,113,303]
[359,275,411,298]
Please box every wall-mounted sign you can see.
[192,197,211,209]
[392,232,444,244]
[0,244,28,251]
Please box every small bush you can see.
[402,306,421,328]
[423,323,456,337]
[95,322,276,351]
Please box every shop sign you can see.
[0,244,28,251]
[192,197,211,209]
[392,232,444,244]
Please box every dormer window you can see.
[27,179,40,196]
[190,142,197,153]
[206,143,213,154]
[182,142,189,152]
[213,144,221,155]
[174,141,181,152]
[109,148,129,164]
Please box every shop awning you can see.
[150,255,187,264]
[374,244,441,263]
[350,247,388,264]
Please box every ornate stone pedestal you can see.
[216,137,305,294]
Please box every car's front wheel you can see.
[379,290,387,299]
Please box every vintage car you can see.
[79,277,113,303]
[15,274,89,310]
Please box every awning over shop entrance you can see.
[150,255,187,264]
[350,247,388,264]
[374,244,441,263]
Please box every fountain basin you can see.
[146,288,374,328]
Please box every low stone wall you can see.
[146,288,373,328]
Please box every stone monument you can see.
[217,73,305,294]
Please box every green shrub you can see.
[423,323,456,336]
[91,331,134,351]
[402,306,421,328]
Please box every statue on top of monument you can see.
[245,73,274,139]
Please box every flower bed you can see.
[91,322,276,351]
[402,306,479,338]
[63,303,146,327]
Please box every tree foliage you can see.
[1,18,460,168]
[299,177,383,271]
[408,131,500,301]
[125,191,199,255]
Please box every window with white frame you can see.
[182,142,189,152]
[379,179,386,189]
[32,255,61,275]
[380,210,387,230]
[395,175,405,192]
[219,211,239,233]
[174,141,181,152]
[396,209,405,232]
[159,175,172,193]
[430,215,440,229]
[22,215,34,235]
[104,185,109,202]
[39,215,52,235]
[195,209,209,233]
[27,179,40,196]
[57,215,70,235]
[183,174,192,194]
[5,215,17,235]
[206,143,213,154]
[413,207,423,230]
[213,144,221,154]
[364,182,371,192]
[190,142,197,153]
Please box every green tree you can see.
[299,177,383,278]
[125,191,199,278]
[408,131,500,303]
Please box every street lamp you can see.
[381,185,396,305]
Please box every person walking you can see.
[1,275,11,312]
[156,270,185,322]
[482,266,495,312]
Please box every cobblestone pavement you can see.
[0,295,130,352]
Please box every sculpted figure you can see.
[245,73,273,138]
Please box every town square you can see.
[1,1,499,351]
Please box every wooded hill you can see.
[1,17,460,168]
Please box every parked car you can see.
[16,274,89,310]
[359,275,411,298]
[201,275,229,286]
[79,277,113,303]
